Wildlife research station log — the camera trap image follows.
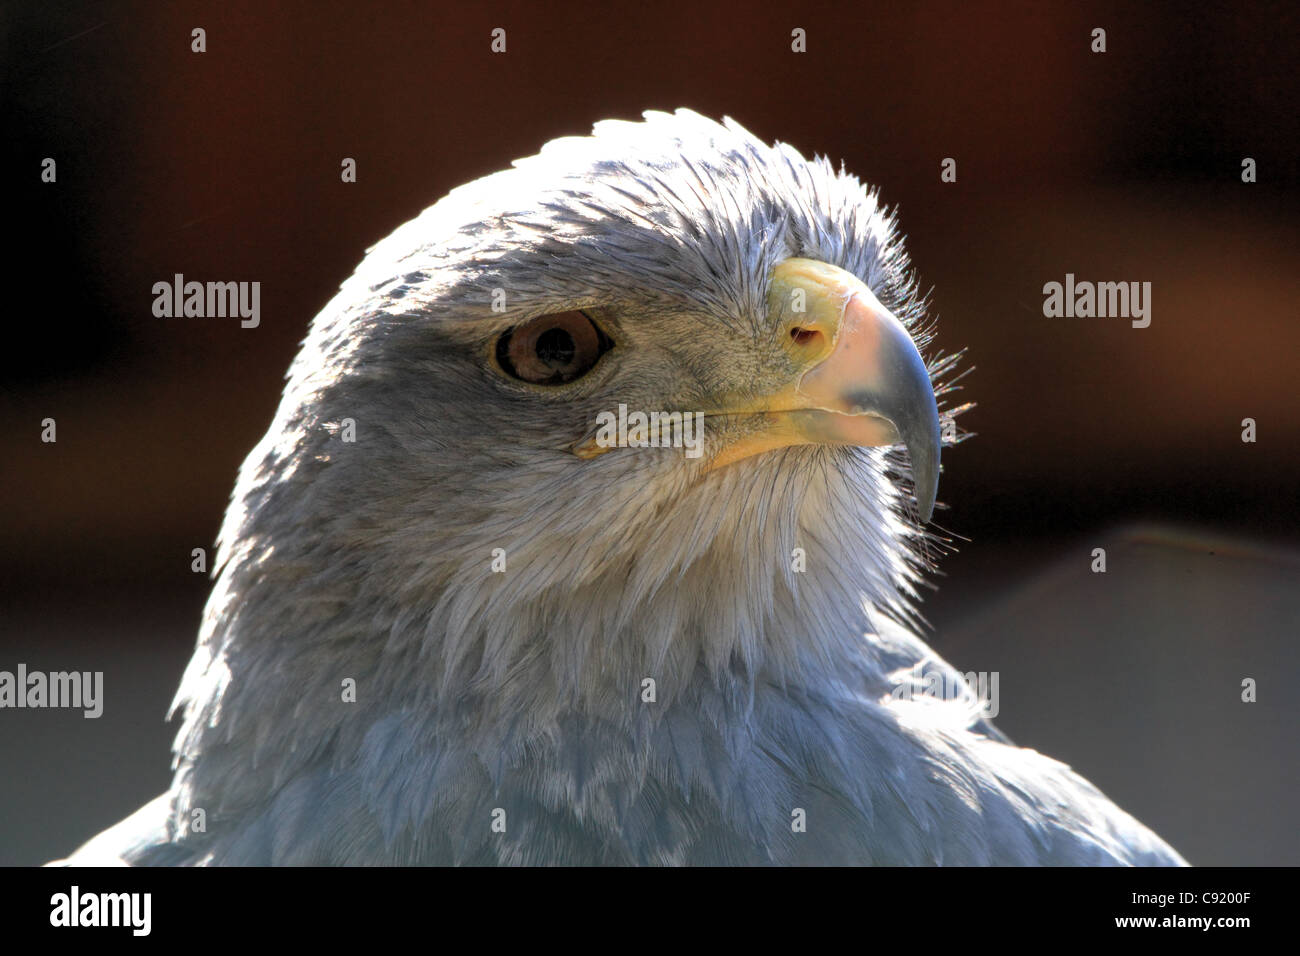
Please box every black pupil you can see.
[535,327,576,367]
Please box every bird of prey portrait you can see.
[60,109,1186,866]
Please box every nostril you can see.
[789,327,821,347]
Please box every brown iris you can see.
[495,310,612,385]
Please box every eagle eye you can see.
[495,310,612,385]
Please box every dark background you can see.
[2,0,1297,866]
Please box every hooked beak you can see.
[706,258,942,522]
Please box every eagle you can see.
[60,109,1186,866]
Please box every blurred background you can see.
[2,0,1297,865]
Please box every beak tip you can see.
[904,419,941,526]
[914,469,938,525]
[916,487,936,525]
